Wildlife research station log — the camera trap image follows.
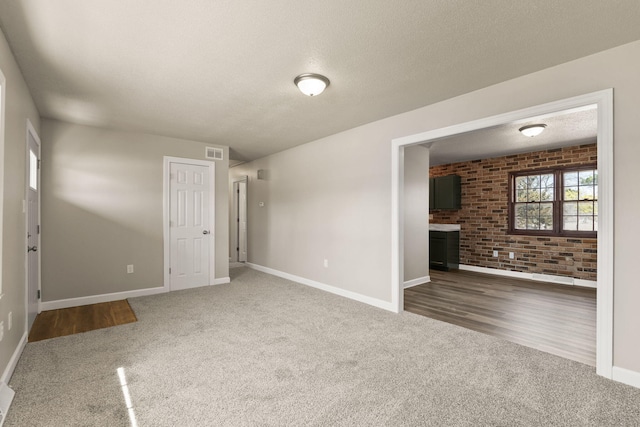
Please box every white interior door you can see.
[238,181,247,262]
[169,162,213,291]
[26,124,40,331]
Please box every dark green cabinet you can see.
[429,231,460,271]
[429,174,461,210]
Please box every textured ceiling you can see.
[428,108,598,166]
[1,1,639,162]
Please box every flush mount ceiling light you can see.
[294,73,330,96]
[519,124,547,137]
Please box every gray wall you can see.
[0,28,41,380]
[403,145,430,283]
[230,40,640,374]
[41,120,229,301]
[230,131,393,301]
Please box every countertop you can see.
[429,224,461,232]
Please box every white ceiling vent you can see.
[205,147,224,161]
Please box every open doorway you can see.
[391,90,613,379]
[231,176,248,263]
[406,109,600,365]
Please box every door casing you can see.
[232,176,248,262]
[391,89,614,379]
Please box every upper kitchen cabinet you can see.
[429,174,461,210]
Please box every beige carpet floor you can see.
[6,264,640,426]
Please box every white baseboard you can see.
[612,366,640,389]
[0,332,27,384]
[246,263,395,312]
[41,286,167,311]
[404,275,430,289]
[213,277,230,285]
[41,276,232,311]
[0,331,26,423]
[0,380,15,427]
[458,264,597,288]
[573,278,597,288]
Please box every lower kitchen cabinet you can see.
[429,230,460,271]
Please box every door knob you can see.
[202,230,210,235]
[28,245,38,252]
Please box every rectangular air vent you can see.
[205,147,223,161]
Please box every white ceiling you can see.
[428,107,598,166]
[1,1,639,162]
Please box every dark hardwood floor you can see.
[404,269,596,366]
[29,300,137,342]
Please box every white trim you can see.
[459,264,534,280]
[163,156,216,291]
[612,366,640,389]
[213,277,230,285]
[231,176,248,263]
[41,286,166,311]
[0,332,26,384]
[0,380,15,427]
[595,90,614,379]
[573,278,598,289]
[391,89,614,379]
[404,275,430,289]
[390,144,404,313]
[458,264,597,288]
[0,68,6,295]
[1,332,27,426]
[247,263,396,312]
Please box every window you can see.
[29,149,38,190]
[509,165,597,237]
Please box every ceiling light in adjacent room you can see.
[519,124,547,137]
[294,73,330,96]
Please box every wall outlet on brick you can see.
[492,250,498,257]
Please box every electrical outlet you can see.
[8,312,11,330]
[509,252,515,259]
[127,264,134,274]
[492,250,498,257]
[324,259,329,268]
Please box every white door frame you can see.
[391,89,614,379]
[0,68,5,297]
[163,156,216,291]
[25,119,42,328]
[231,176,248,262]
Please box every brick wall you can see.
[430,143,597,281]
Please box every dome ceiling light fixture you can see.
[519,123,547,137]
[294,73,330,96]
